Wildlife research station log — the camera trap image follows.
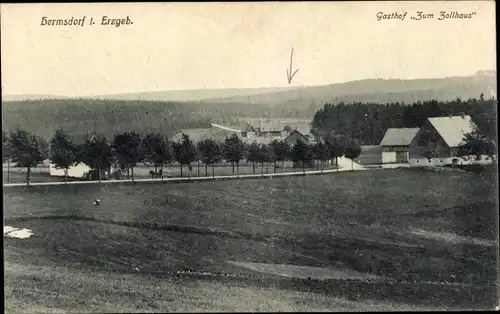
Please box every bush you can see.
[84,170,108,181]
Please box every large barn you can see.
[410,115,476,158]
[379,115,477,164]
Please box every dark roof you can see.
[242,123,256,133]
[380,128,419,146]
[285,129,309,141]
[243,119,284,132]
[243,119,312,135]
[287,123,311,136]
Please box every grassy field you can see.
[4,168,499,311]
[6,261,440,313]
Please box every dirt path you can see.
[3,165,368,187]
[409,228,496,247]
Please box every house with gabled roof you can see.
[284,129,312,146]
[380,128,420,163]
[240,119,315,144]
[380,115,477,164]
[241,122,257,138]
[409,115,476,159]
[241,119,283,138]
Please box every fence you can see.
[409,155,496,167]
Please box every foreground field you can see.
[4,168,498,311]
[7,261,440,313]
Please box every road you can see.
[210,123,242,133]
[3,166,367,187]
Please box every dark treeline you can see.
[1,98,276,141]
[311,96,497,145]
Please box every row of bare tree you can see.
[2,129,363,185]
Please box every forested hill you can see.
[1,99,276,140]
[1,94,69,101]
[2,97,497,146]
[3,71,495,106]
[201,72,497,110]
[89,86,299,102]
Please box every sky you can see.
[0,1,496,97]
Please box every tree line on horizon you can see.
[1,98,275,141]
[2,129,363,185]
[311,95,497,145]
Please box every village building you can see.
[240,119,314,145]
[380,128,420,163]
[380,115,478,165]
[284,129,312,146]
[410,115,476,158]
[241,119,284,138]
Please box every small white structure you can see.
[49,162,91,178]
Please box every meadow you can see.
[3,168,498,311]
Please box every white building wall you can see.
[49,163,91,178]
[409,158,452,167]
[381,152,396,164]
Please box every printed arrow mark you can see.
[286,48,299,84]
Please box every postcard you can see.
[2,1,498,312]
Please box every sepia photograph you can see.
[2,1,498,312]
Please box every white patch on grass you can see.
[4,225,34,239]
[410,228,495,247]
[4,226,18,234]
[227,261,383,281]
